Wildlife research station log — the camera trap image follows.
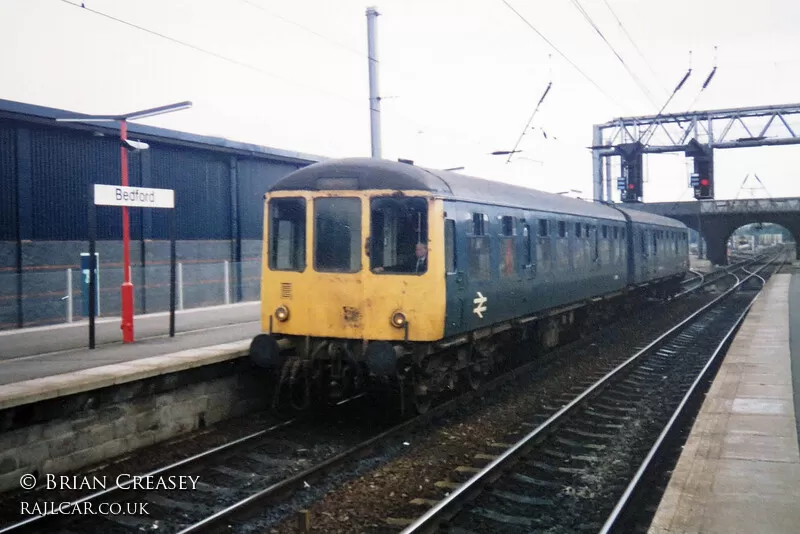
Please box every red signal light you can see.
[627,183,635,189]
[700,178,709,186]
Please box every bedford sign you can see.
[94,184,175,209]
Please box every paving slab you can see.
[648,273,800,534]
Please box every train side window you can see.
[538,219,548,237]
[445,219,456,274]
[653,231,658,256]
[558,221,566,238]
[575,223,582,238]
[499,236,515,277]
[468,236,491,280]
[472,213,487,235]
[621,227,626,239]
[501,216,515,236]
[269,197,306,271]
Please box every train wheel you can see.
[412,376,432,414]
[464,363,482,391]
[414,391,431,414]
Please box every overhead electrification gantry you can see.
[591,103,800,203]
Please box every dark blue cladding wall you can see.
[238,158,301,239]
[27,125,144,240]
[0,124,15,241]
[149,146,231,240]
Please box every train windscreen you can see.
[268,197,306,271]
[314,197,362,273]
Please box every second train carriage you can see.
[250,158,689,412]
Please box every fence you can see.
[0,260,262,330]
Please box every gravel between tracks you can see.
[0,289,721,532]
[264,293,718,534]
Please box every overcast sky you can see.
[2,0,800,202]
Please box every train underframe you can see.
[250,275,685,416]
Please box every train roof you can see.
[271,157,626,220]
[616,206,687,229]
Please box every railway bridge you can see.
[626,197,800,265]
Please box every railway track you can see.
[1,254,778,534]
[399,252,784,534]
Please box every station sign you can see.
[94,184,175,209]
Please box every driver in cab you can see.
[373,243,428,274]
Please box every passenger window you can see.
[499,236,515,277]
[370,196,428,274]
[468,236,491,280]
[314,197,361,273]
[538,219,549,237]
[445,219,456,274]
[602,225,608,239]
[558,221,566,238]
[472,213,487,235]
[269,197,306,271]
[575,223,582,238]
[501,216,514,236]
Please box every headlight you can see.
[275,305,290,322]
[390,311,406,328]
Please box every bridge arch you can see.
[626,198,800,266]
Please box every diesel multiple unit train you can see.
[249,158,690,413]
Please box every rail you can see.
[400,251,782,533]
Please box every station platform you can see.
[648,271,800,533]
[0,301,264,410]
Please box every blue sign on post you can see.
[81,253,100,317]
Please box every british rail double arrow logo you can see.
[473,291,488,318]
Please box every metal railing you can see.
[0,260,261,330]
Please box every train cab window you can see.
[370,196,428,274]
[445,219,456,274]
[315,197,361,273]
[269,197,306,271]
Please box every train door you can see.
[443,202,466,336]
[522,222,535,280]
[589,223,600,272]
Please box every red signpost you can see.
[57,101,192,343]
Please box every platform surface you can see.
[649,272,800,534]
[0,301,264,409]
[0,300,260,360]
